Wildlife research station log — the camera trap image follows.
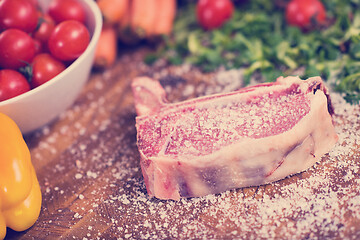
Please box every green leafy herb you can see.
[149,0,360,103]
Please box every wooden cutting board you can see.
[5,46,360,239]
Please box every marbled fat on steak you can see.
[132,76,338,200]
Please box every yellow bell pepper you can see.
[0,112,41,239]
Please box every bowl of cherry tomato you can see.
[0,0,102,134]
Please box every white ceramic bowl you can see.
[0,0,103,134]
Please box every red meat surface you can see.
[132,76,338,200]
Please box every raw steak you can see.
[132,76,338,200]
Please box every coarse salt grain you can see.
[75,173,83,179]
[86,171,98,179]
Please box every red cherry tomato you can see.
[196,0,234,30]
[48,0,86,24]
[286,0,326,30]
[0,0,38,32]
[33,14,56,44]
[48,20,90,61]
[31,53,66,88]
[0,69,30,101]
[0,29,36,69]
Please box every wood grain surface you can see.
[5,47,360,240]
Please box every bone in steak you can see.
[132,76,338,200]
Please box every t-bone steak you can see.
[132,76,338,200]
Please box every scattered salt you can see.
[30,62,360,239]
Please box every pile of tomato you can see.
[0,0,90,102]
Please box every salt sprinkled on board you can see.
[215,68,244,92]
[88,88,360,239]
[29,58,360,239]
[103,95,355,238]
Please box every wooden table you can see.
[5,47,360,239]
